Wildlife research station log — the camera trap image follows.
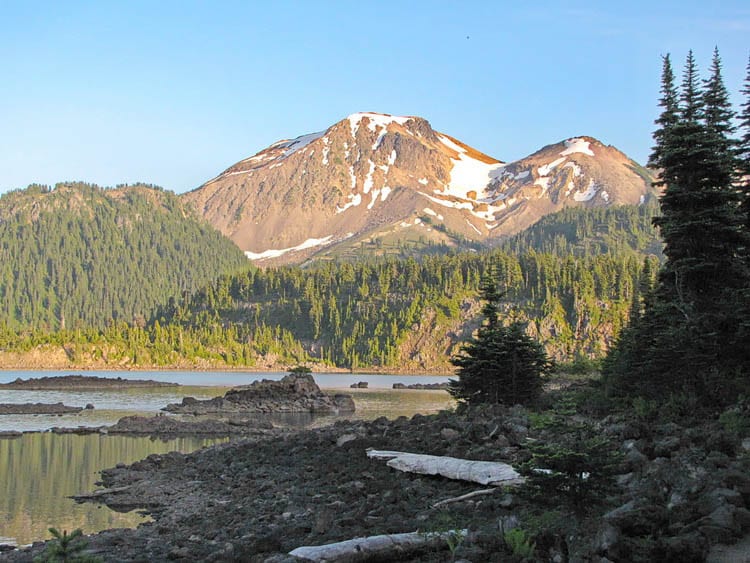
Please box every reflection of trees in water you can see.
[191,412,331,428]
[0,433,223,545]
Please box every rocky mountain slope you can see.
[184,112,655,264]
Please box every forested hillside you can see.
[500,198,661,257]
[0,201,661,370]
[0,182,250,330]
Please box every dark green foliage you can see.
[605,50,750,407]
[0,183,249,330]
[448,275,552,406]
[0,203,659,369]
[159,247,648,369]
[518,432,621,516]
[649,54,679,173]
[500,201,662,258]
[739,55,750,227]
[34,528,102,563]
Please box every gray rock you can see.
[594,523,620,554]
[441,428,460,441]
[654,436,681,457]
[164,374,355,415]
[623,446,648,470]
[708,505,740,532]
[336,434,358,447]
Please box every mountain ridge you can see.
[183,112,656,265]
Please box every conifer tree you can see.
[449,272,552,406]
[648,54,679,175]
[606,50,749,405]
[739,55,750,228]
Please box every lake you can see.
[0,370,454,546]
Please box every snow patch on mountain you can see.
[437,135,505,200]
[348,112,413,137]
[321,137,331,165]
[537,157,566,177]
[561,138,595,157]
[563,162,583,176]
[573,179,599,202]
[534,176,551,195]
[277,131,326,158]
[245,235,336,261]
[373,129,387,150]
[337,193,362,214]
[363,161,376,194]
[466,220,481,235]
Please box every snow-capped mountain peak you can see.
[184,116,653,264]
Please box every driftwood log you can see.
[366,449,524,486]
[289,529,467,562]
[431,488,500,508]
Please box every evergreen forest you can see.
[0,182,250,331]
[0,196,662,370]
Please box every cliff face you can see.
[183,113,655,264]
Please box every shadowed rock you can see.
[163,373,355,415]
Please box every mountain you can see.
[183,112,656,264]
[0,182,250,330]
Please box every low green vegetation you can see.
[34,528,101,563]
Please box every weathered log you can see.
[289,529,467,562]
[431,488,500,508]
[366,449,524,486]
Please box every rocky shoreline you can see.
[2,393,749,562]
[0,402,93,415]
[0,375,178,390]
[1,374,355,439]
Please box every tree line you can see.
[602,50,750,408]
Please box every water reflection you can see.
[0,433,225,546]
[0,384,455,546]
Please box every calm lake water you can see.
[0,370,454,546]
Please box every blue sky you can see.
[1,1,748,194]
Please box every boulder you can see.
[163,374,355,415]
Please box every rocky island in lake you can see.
[163,373,355,415]
[0,402,93,415]
[0,375,178,390]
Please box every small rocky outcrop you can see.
[392,382,449,390]
[163,374,355,415]
[0,402,88,415]
[0,375,177,390]
[350,381,368,389]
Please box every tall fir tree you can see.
[739,55,750,228]
[605,51,749,405]
[648,54,679,175]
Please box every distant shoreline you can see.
[0,362,453,376]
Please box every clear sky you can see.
[1,1,748,194]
